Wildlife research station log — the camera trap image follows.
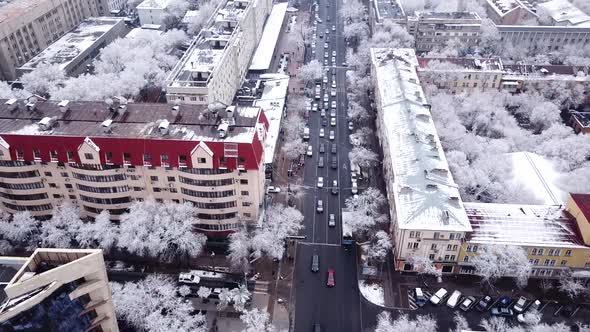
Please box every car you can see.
[325,29,330,34]
[327,268,335,287]
[321,109,326,118]
[313,33,317,39]
[329,130,335,140]
[319,128,325,137]
[331,89,336,97]
[331,180,338,194]
[326,16,330,21]
[321,118,328,126]
[329,214,335,227]
[323,76,328,83]
[331,81,336,88]
[312,103,318,112]
[498,297,512,308]
[332,50,336,57]
[430,288,448,305]
[331,143,337,154]
[319,143,325,153]
[351,181,358,194]
[331,101,337,109]
[476,296,493,312]
[324,59,328,66]
[317,176,324,188]
[311,254,319,272]
[318,156,324,168]
[178,272,200,284]
[528,299,541,312]
[342,62,348,67]
[446,290,462,308]
[513,296,527,313]
[460,296,476,311]
[307,145,313,157]
[311,41,316,48]
[330,109,336,117]
[324,51,329,58]
[323,94,329,102]
[415,288,427,307]
[324,43,328,49]
[332,25,336,31]
[331,56,336,63]
[348,121,353,130]
[323,102,329,109]
[267,186,281,194]
[491,307,513,317]
[316,199,323,213]
[330,117,336,126]
[319,33,323,38]
[316,17,322,23]
[331,158,337,169]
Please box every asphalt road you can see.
[293,0,364,330]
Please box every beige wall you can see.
[418,69,503,93]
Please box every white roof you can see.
[125,27,163,40]
[249,3,288,71]
[253,74,289,164]
[464,202,586,248]
[137,0,169,9]
[371,48,471,233]
[508,152,568,205]
[537,0,590,26]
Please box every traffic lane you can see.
[293,243,362,332]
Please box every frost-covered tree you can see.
[408,255,442,277]
[344,187,388,234]
[0,211,40,248]
[365,231,392,262]
[282,139,307,160]
[349,146,379,169]
[228,228,251,270]
[371,21,414,49]
[230,284,251,312]
[188,0,220,35]
[178,285,192,297]
[339,0,366,23]
[375,312,437,332]
[559,277,586,299]
[347,101,371,124]
[297,60,323,84]
[197,286,212,299]
[20,64,66,97]
[479,18,501,55]
[111,275,207,332]
[217,287,233,309]
[240,308,277,332]
[118,199,206,261]
[343,22,370,43]
[251,204,304,260]
[471,244,532,288]
[40,204,83,248]
[452,312,470,332]
[75,210,118,253]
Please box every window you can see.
[410,231,415,238]
[153,188,161,192]
[65,184,72,189]
[466,245,472,252]
[170,188,177,193]
[444,255,450,261]
[69,195,76,199]
[415,232,421,238]
[50,150,58,161]
[450,255,455,261]
[84,153,93,160]
[198,157,206,164]
[565,250,572,257]
[407,242,414,249]
[49,183,57,188]
[67,151,75,162]
[143,153,151,165]
[33,149,41,160]
[433,232,440,239]
[472,245,478,253]
[549,259,555,266]
[150,176,158,182]
[452,245,458,251]
[52,194,61,198]
[241,191,249,196]
[243,202,252,207]
[44,171,52,177]
[161,154,169,165]
[429,254,435,260]
[537,248,544,256]
[449,233,455,240]
[463,255,469,262]
[240,179,248,185]
[431,244,437,250]
[106,152,113,163]
[179,155,188,165]
[413,242,419,249]
[167,176,175,182]
[553,249,561,256]
[543,259,550,266]
[447,244,452,251]
[533,259,539,265]
[560,260,567,266]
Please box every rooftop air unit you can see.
[4,99,18,112]
[58,100,70,113]
[159,119,170,135]
[38,116,57,131]
[217,122,229,138]
[101,119,113,133]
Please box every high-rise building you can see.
[0,248,118,331]
[0,99,269,234]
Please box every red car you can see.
[327,268,335,287]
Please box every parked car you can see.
[446,290,462,308]
[307,145,313,156]
[319,143,325,153]
[329,214,335,227]
[266,186,281,194]
[318,156,324,168]
[316,199,323,213]
[430,288,448,305]
[327,268,335,287]
[528,299,541,312]
[415,288,426,307]
[476,296,493,312]
[311,254,319,272]
[178,272,200,284]
[491,307,513,317]
[351,181,358,194]
[513,296,527,313]
[348,121,353,130]
[331,158,337,169]
[460,296,476,311]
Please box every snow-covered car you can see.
[332,25,336,31]
[317,176,324,188]
[307,145,313,157]
[312,103,318,112]
[348,121,353,130]
[331,101,336,109]
[329,214,335,227]
[330,117,336,126]
[319,128,325,137]
[446,290,462,308]
[331,56,336,63]
[430,288,448,305]
[324,59,328,66]
[324,51,329,58]
[491,307,513,317]
[332,50,336,57]
[323,94,329,102]
[351,180,358,194]
[331,81,336,88]
[329,130,335,140]
[513,296,527,313]
[324,43,329,49]
[331,89,336,97]
[460,296,476,311]
[179,272,200,284]
[267,186,281,194]
[331,180,338,195]
[323,76,328,83]
[316,199,323,213]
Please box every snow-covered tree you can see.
[282,139,307,160]
[187,0,219,35]
[40,204,83,248]
[344,187,388,234]
[197,286,212,299]
[0,211,40,248]
[230,284,251,312]
[347,101,371,124]
[287,95,309,118]
[365,231,392,262]
[118,199,206,261]
[111,275,207,332]
[75,210,118,253]
[178,285,192,297]
[349,146,379,169]
[240,308,277,332]
[558,277,586,299]
[371,21,414,49]
[452,312,470,332]
[470,244,532,288]
[479,18,501,55]
[217,287,233,309]
[20,64,66,97]
[297,60,323,84]
[251,204,304,260]
[408,255,442,277]
[375,312,437,332]
[343,22,370,43]
[228,228,251,270]
[339,0,366,23]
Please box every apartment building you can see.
[371,48,472,274]
[0,248,118,331]
[570,112,590,135]
[0,0,110,81]
[370,0,405,30]
[137,0,170,26]
[497,24,590,53]
[459,203,590,278]
[417,57,504,93]
[501,63,590,92]
[16,17,125,78]
[165,0,272,106]
[485,0,537,25]
[408,11,482,53]
[0,98,269,234]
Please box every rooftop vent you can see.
[217,122,229,138]
[58,100,70,113]
[159,119,170,135]
[26,102,36,112]
[5,99,18,112]
[225,105,235,118]
[171,105,180,117]
[118,104,127,116]
[101,119,113,133]
[38,116,57,131]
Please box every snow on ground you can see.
[508,151,568,205]
[358,280,384,306]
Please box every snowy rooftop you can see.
[374,0,404,22]
[182,10,199,24]
[253,74,289,164]
[125,27,163,40]
[18,18,123,71]
[249,3,288,71]
[486,0,537,17]
[0,99,261,143]
[137,0,169,9]
[371,48,471,233]
[537,0,590,26]
[508,152,568,205]
[414,11,481,21]
[503,64,590,82]
[464,202,586,248]
[418,57,503,72]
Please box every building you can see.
[107,0,127,13]
[417,57,504,93]
[16,17,125,78]
[0,0,109,81]
[370,0,405,29]
[137,0,169,27]
[407,11,482,53]
[0,248,118,331]
[371,48,472,274]
[501,63,590,92]
[0,98,270,234]
[570,112,590,134]
[165,0,272,106]
[248,2,288,72]
[497,24,590,53]
[459,203,590,278]
[536,0,590,27]
[485,0,538,25]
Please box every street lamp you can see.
[210,251,216,270]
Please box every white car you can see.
[317,176,324,188]
[430,288,448,305]
[323,76,328,83]
[267,186,281,194]
[331,81,336,88]
[330,117,336,126]
[307,145,313,157]
[513,297,527,313]
[178,272,200,284]
[324,51,329,58]
[331,101,336,109]
[329,214,336,227]
[324,43,329,49]
[323,94,329,102]
[319,128,325,137]
[331,89,336,97]
[332,25,336,31]
[330,109,336,117]
[348,121,353,130]
[331,56,336,63]
[312,103,318,112]
[332,50,336,57]
[313,33,317,39]
[311,42,316,48]
[324,59,328,66]
[351,180,358,194]
[329,130,335,140]
[446,290,462,309]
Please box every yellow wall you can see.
[566,195,590,245]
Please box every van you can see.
[415,288,426,307]
[311,254,319,272]
[446,290,462,308]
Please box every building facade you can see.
[137,0,169,27]
[0,99,269,234]
[408,11,482,53]
[497,24,590,53]
[0,248,118,331]
[417,57,504,93]
[165,0,272,106]
[485,0,537,25]
[501,63,590,92]
[0,0,110,80]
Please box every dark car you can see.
[311,254,319,272]
[491,307,513,317]
[476,296,493,312]
[322,118,328,126]
[331,143,337,154]
[319,143,325,153]
[331,158,337,169]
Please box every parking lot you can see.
[405,286,590,330]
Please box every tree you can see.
[40,204,83,248]
[75,210,118,253]
[178,285,192,297]
[347,101,371,124]
[343,187,389,234]
[452,312,470,332]
[0,211,40,248]
[370,21,414,49]
[470,244,532,289]
[297,60,323,85]
[197,286,212,299]
[110,275,207,332]
[239,308,277,332]
[287,95,309,118]
[349,146,379,168]
[282,138,307,160]
[479,18,501,55]
[339,0,366,24]
[408,255,442,277]
[228,228,251,270]
[558,277,586,299]
[375,312,437,332]
[118,199,206,262]
[230,284,251,312]
[20,64,66,97]
[217,287,233,309]
[251,204,304,260]
[343,22,370,43]
[365,231,392,262]
[187,0,219,35]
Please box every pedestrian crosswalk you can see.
[407,288,433,310]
